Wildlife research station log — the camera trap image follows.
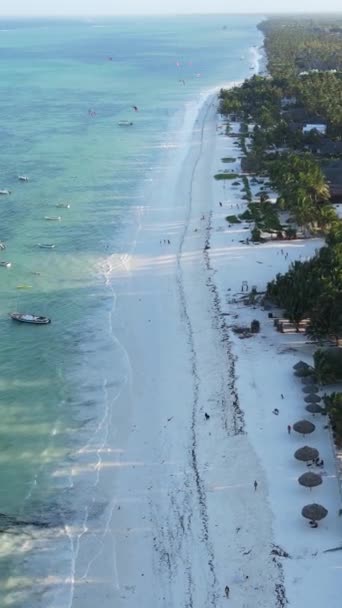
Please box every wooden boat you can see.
[38,243,55,249]
[18,175,29,182]
[56,203,70,208]
[44,216,61,221]
[118,120,133,127]
[0,261,11,268]
[10,313,51,324]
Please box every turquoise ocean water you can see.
[0,15,262,606]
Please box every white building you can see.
[302,123,327,135]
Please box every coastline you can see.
[65,56,281,608]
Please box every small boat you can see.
[38,243,55,249]
[0,189,11,195]
[44,216,61,221]
[118,121,133,127]
[0,242,6,250]
[16,284,32,289]
[0,261,11,268]
[18,175,29,182]
[10,313,51,325]
[56,203,70,209]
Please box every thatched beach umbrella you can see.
[302,503,328,522]
[305,403,323,414]
[294,368,313,378]
[302,385,319,394]
[298,472,322,490]
[295,446,319,462]
[304,394,321,404]
[293,360,310,371]
[302,376,317,385]
[293,419,315,436]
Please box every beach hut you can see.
[294,446,319,462]
[301,503,328,523]
[298,472,322,490]
[302,385,319,394]
[305,403,324,415]
[293,420,315,436]
[304,394,321,403]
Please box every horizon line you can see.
[1,11,342,18]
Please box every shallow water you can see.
[0,15,262,606]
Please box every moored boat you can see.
[18,175,29,182]
[56,203,70,208]
[44,216,61,221]
[38,243,55,249]
[0,261,11,268]
[0,189,11,195]
[118,120,133,126]
[10,313,51,324]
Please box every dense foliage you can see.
[259,18,342,78]
[219,17,342,345]
[323,391,342,446]
[267,229,342,343]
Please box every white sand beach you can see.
[65,84,342,608]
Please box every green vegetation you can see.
[239,202,281,232]
[214,173,238,180]
[323,392,342,446]
[226,215,241,224]
[241,175,252,203]
[219,17,342,348]
[267,230,342,343]
[259,17,342,78]
[315,350,342,383]
[269,152,334,229]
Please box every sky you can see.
[0,0,341,16]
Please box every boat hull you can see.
[10,313,51,324]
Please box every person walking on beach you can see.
[287,424,291,434]
[224,586,230,598]
[254,480,258,491]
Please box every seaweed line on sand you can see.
[203,210,245,436]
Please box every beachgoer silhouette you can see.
[254,480,258,491]
[272,408,279,415]
[219,201,223,207]
[224,586,230,598]
[205,412,210,420]
[168,239,170,244]
[287,425,291,434]
[281,394,284,399]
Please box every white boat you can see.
[118,120,133,127]
[0,261,11,268]
[38,243,55,249]
[18,175,29,182]
[10,313,51,325]
[44,216,61,221]
[0,242,6,250]
[0,189,10,195]
[56,203,70,208]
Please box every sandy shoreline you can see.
[65,55,341,608]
